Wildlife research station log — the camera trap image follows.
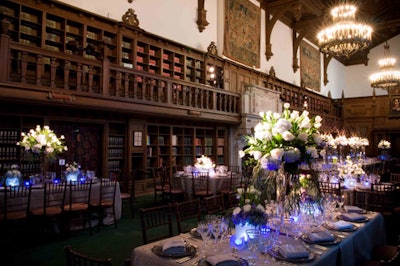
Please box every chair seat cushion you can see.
[166,189,184,194]
[120,193,131,199]
[194,190,212,196]
[6,211,27,220]
[64,203,89,212]
[31,207,62,216]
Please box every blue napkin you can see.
[308,230,335,243]
[162,239,186,255]
[278,244,309,259]
[341,212,367,221]
[327,220,354,230]
[207,254,239,266]
[344,205,364,213]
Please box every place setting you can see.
[269,243,316,263]
[300,228,341,246]
[151,238,197,259]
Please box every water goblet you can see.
[197,221,211,258]
[211,219,223,250]
[246,229,261,266]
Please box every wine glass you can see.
[246,229,261,266]
[211,219,223,250]
[197,221,211,257]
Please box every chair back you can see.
[43,181,67,216]
[64,245,112,266]
[366,183,398,214]
[119,172,135,201]
[99,179,117,206]
[175,199,201,234]
[204,194,224,214]
[119,171,135,217]
[3,185,31,220]
[390,173,400,183]
[65,181,92,211]
[139,204,173,244]
[191,171,211,198]
[319,181,341,198]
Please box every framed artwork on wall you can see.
[389,95,400,117]
[300,41,321,92]
[223,0,260,68]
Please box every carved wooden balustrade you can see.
[0,35,240,123]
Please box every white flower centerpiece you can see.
[378,139,391,160]
[17,125,67,177]
[65,161,81,182]
[378,139,391,149]
[2,164,22,187]
[226,186,267,245]
[239,103,324,206]
[194,155,215,175]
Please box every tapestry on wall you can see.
[223,0,260,68]
[300,41,321,92]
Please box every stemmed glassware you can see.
[246,229,261,266]
[197,221,211,258]
[211,219,223,250]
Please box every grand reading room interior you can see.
[1,0,400,266]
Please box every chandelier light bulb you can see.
[317,4,372,57]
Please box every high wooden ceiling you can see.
[260,0,400,66]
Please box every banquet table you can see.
[0,180,122,225]
[131,212,385,266]
[176,173,233,200]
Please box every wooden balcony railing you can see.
[0,34,241,123]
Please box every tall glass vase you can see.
[38,154,47,180]
[275,165,287,214]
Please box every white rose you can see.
[284,102,290,109]
[290,110,299,120]
[313,133,322,145]
[233,207,241,215]
[297,132,308,142]
[239,150,245,158]
[270,148,284,160]
[256,204,265,212]
[243,204,252,212]
[282,131,295,141]
[252,151,262,160]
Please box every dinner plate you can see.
[323,223,357,232]
[269,248,315,263]
[301,234,341,246]
[339,215,370,223]
[151,244,196,258]
[189,228,202,239]
[203,257,248,266]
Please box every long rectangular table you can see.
[131,212,385,266]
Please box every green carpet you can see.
[1,193,160,266]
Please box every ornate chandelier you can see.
[317,4,372,57]
[369,42,400,89]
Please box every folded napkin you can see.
[278,244,310,259]
[162,239,186,255]
[308,230,335,243]
[327,220,354,230]
[340,212,367,222]
[344,205,364,213]
[207,254,239,266]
